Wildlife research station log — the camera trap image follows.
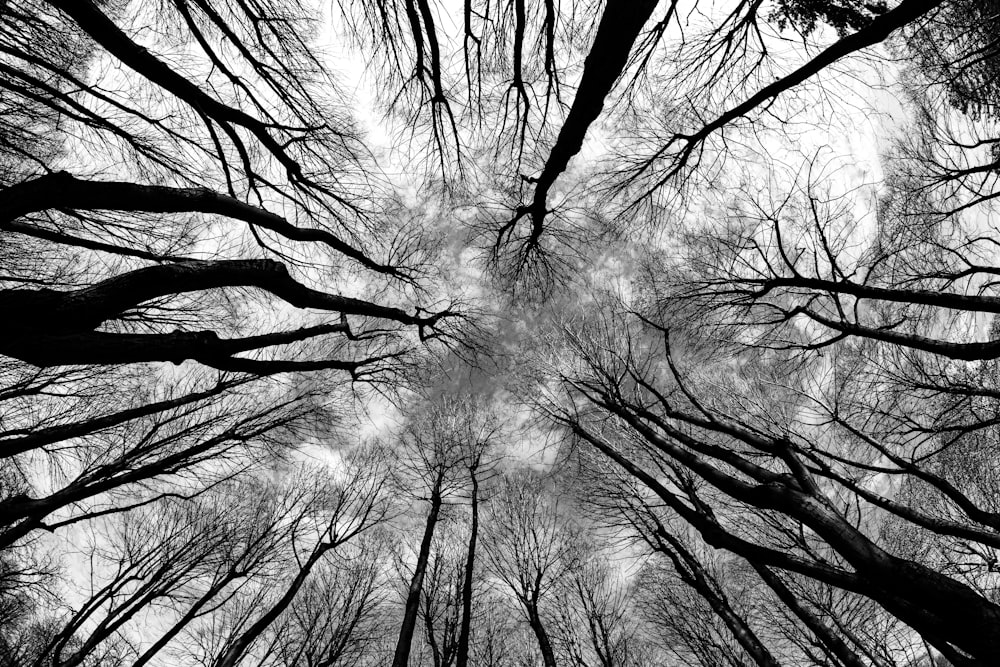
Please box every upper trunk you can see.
[521,0,659,241]
[392,485,444,667]
[526,601,558,667]
[456,470,479,667]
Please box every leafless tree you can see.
[210,453,390,667]
[10,1,1000,665]
[534,240,1000,664]
[481,470,585,667]
[324,0,945,280]
[546,554,650,667]
[1,2,457,661]
[3,447,388,667]
[249,534,391,667]
[389,392,501,667]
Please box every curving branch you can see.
[0,172,405,278]
[498,0,659,255]
[0,258,453,369]
[628,0,946,198]
[42,0,309,183]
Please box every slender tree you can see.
[8,0,1000,664]
[482,471,584,667]
[390,395,487,667]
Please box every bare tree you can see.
[389,392,501,667]
[210,452,390,667]
[417,539,464,667]
[323,0,945,279]
[569,449,788,667]
[3,446,388,667]
[11,0,1000,665]
[252,535,391,667]
[0,3,458,663]
[547,553,650,667]
[482,470,584,667]
[536,238,1000,664]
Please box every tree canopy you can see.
[3,0,1000,665]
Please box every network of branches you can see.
[2,0,1000,666]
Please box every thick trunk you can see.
[0,259,414,335]
[2,325,349,369]
[455,471,479,667]
[526,602,557,667]
[524,0,658,238]
[748,487,1000,664]
[612,407,1000,662]
[392,486,443,667]
[0,256,447,369]
[0,172,393,275]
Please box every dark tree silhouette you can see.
[482,471,584,667]
[389,393,500,667]
[7,0,1000,664]
[0,0,453,663]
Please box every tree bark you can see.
[526,600,558,667]
[393,484,444,667]
[456,468,479,667]
[655,530,781,667]
[214,543,333,667]
[522,0,658,240]
[0,258,451,368]
[752,564,868,667]
[0,259,416,334]
[0,173,397,275]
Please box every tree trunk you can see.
[526,601,557,667]
[524,0,659,238]
[752,564,869,667]
[456,468,479,667]
[655,532,780,667]
[214,543,332,667]
[393,484,443,667]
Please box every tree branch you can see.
[0,173,404,278]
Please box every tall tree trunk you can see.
[456,468,479,667]
[424,603,444,667]
[655,530,780,667]
[523,0,659,239]
[132,572,244,667]
[393,484,443,667]
[214,543,332,667]
[752,564,869,667]
[526,601,557,667]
